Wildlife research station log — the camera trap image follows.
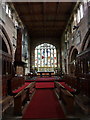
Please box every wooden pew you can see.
[6,76,36,115]
[54,81,64,99]
[63,75,79,91]
[25,82,36,101]
[14,89,27,115]
[61,89,74,114]
[54,81,74,114]
[75,78,90,114]
[0,96,13,113]
[75,94,90,115]
[1,75,14,115]
[74,48,90,114]
[11,77,25,93]
[14,82,36,115]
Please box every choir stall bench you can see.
[9,76,36,115]
[14,82,36,115]
[54,75,79,114]
[55,82,74,114]
[0,76,14,116]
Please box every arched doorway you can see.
[35,43,57,72]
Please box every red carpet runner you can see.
[23,89,65,119]
[35,82,54,88]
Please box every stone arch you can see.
[71,48,78,62]
[0,25,13,55]
[33,41,58,51]
[2,37,8,53]
[81,29,90,51]
[0,26,14,77]
[68,46,78,62]
[86,41,90,49]
[68,46,74,60]
[68,46,78,75]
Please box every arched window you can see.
[35,43,57,72]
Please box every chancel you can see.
[0,1,90,120]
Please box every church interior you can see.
[0,1,90,120]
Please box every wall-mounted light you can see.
[14,25,21,30]
[65,40,67,43]
[73,25,79,30]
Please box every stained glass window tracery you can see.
[35,43,57,72]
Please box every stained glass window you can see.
[35,43,57,72]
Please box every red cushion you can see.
[59,82,65,86]
[36,77,55,81]
[59,82,75,93]
[12,83,30,94]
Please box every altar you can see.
[37,71,54,77]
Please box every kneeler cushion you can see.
[59,82,76,93]
[12,83,30,94]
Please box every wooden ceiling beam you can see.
[13,2,76,38]
[43,2,46,28]
[29,28,64,31]
[22,19,67,23]
[27,25,64,28]
[29,34,61,38]
[19,13,70,17]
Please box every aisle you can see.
[35,82,54,88]
[22,89,65,119]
